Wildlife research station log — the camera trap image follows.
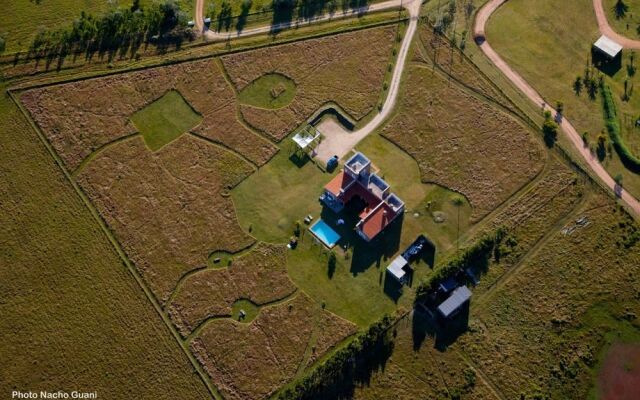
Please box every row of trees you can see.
[28,0,193,60]
[277,314,395,399]
[415,229,506,304]
[207,0,371,34]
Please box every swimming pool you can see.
[309,220,341,248]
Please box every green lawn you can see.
[233,132,471,326]
[232,142,330,243]
[131,90,202,151]
[487,0,640,199]
[238,73,297,109]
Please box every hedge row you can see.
[277,314,395,400]
[415,228,506,304]
[601,83,640,172]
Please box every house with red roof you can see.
[320,152,404,242]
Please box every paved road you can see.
[474,0,640,216]
[593,0,640,49]
[195,0,410,40]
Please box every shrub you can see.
[601,83,640,172]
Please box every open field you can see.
[131,90,203,151]
[353,313,499,399]
[168,243,297,335]
[382,65,544,221]
[76,135,255,305]
[21,58,277,170]
[415,23,520,116]
[191,292,356,400]
[460,192,640,399]
[221,25,398,141]
[486,0,640,198]
[0,86,212,398]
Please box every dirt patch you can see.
[76,135,255,304]
[221,25,397,141]
[168,243,297,336]
[21,58,277,169]
[382,66,544,221]
[191,292,355,400]
[598,343,640,400]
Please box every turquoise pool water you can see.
[309,220,341,248]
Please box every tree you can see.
[615,173,624,185]
[556,100,564,115]
[615,0,629,20]
[327,251,337,279]
[542,110,558,147]
[573,76,583,95]
[0,35,6,54]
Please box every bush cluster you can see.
[601,83,640,172]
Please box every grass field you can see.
[131,90,203,151]
[168,243,296,335]
[191,292,356,400]
[487,0,640,199]
[382,64,544,221]
[460,192,640,399]
[21,58,277,170]
[77,135,256,304]
[221,24,398,141]
[237,73,297,109]
[0,86,213,398]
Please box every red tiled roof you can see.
[358,203,397,240]
[324,171,354,197]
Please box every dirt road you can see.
[195,0,410,41]
[314,0,421,162]
[474,0,640,217]
[593,0,640,49]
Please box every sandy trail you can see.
[474,0,640,217]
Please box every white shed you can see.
[593,35,622,59]
[386,255,409,283]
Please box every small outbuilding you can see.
[437,285,472,319]
[593,35,622,60]
[386,255,410,284]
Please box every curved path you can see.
[474,0,640,216]
[593,0,640,49]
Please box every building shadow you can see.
[289,152,311,168]
[592,49,622,76]
[318,201,403,277]
[382,272,403,303]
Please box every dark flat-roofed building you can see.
[437,285,472,319]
